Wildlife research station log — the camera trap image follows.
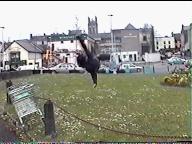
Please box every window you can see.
[129,54,132,61]
[143,36,147,41]
[123,55,126,58]
[164,45,166,49]
[42,41,44,45]
[164,41,166,44]
[61,41,64,44]
[22,60,27,65]
[35,62,39,67]
[71,40,73,43]
[29,63,33,65]
[168,41,171,44]
[56,54,60,56]
[169,45,171,48]
[52,44,55,51]
[156,41,159,45]
[157,46,159,50]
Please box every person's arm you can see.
[76,35,92,59]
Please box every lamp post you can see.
[108,14,114,53]
[0,26,5,71]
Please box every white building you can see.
[47,34,96,64]
[154,36,175,52]
[48,34,95,52]
[110,51,139,64]
[4,39,43,70]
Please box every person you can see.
[76,35,100,88]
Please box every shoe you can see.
[93,84,97,88]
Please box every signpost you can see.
[7,82,43,127]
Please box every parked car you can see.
[167,57,186,65]
[98,64,110,73]
[119,63,142,73]
[49,63,85,73]
[0,67,4,72]
[184,59,192,68]
[16,65,38,71]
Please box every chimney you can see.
[30,34,33,39]
[88,17,90,23]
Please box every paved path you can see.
[0,119,19,142]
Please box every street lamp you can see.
[0,26,5,71]
[108,14,114,53]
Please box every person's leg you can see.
[90,72,97,88]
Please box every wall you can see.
[154,37,175,51]
[111,51,139,63]
[56,52,77,64]
[143,53,161,62]
[4,42,29,62]
[48,39,94,52]
[28,53,42,67]
[0,70,33,81]
[121,30,141,54]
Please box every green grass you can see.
[0,73,191,142]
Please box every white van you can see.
[16,65,38,71]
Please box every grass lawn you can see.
[0,73,191,142]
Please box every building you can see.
[0,42,2,66]
[47,33,97,65]
[181,24,190,52]
[172,33,181,51]
[30,33,49,49]
[88,16,155,60]
[0,41,2,52]
[88,16,98,35]
[154,36,175,52]
[4,39,44,70]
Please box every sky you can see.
[0,1,192,42]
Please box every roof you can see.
[31,35,48,41]
[183,26,190,30]
[47,33,95,42]
[68,30,82,35]
[98,33,111,38]
[9,39,43,53]
[125,23,137,29]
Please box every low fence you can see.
[0,69,85,81]
[0,70,33,81]
[0,64,186,81]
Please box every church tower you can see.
[88,16,98,35]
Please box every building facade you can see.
[47,33,97,65]
[172,33,181,51]
[181,24,190,52]
[88,16,155,59]
[154,36,175,52]
[4,39,43,70]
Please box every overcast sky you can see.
[0,1,192,42]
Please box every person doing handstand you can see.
[76,35,100,88]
